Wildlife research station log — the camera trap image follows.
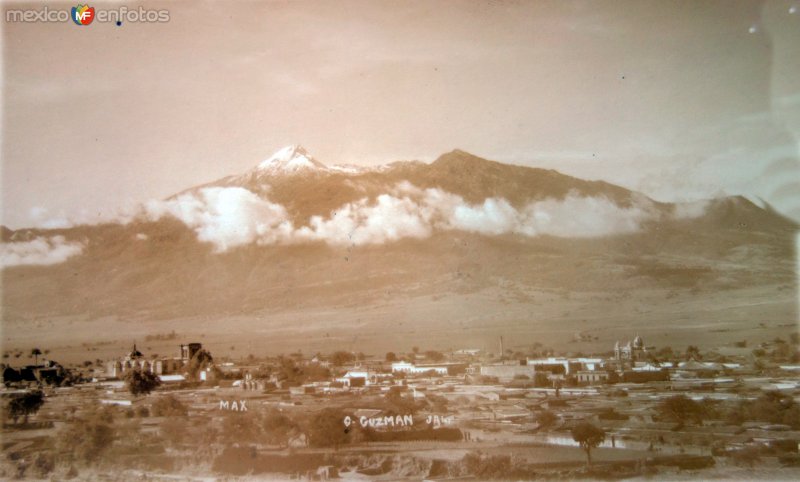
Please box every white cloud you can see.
[448,198,519,235]
[672,200,711,220]
[515,194,657,237]
[144,187,294,252]
[0,236,84,268]
[28,206,71,229]
[295,193,433,246]
[42,183,700,254]
[293,184,662,246]
[28,204,138,230]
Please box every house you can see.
[480,363,537,382]
[577,370,609,385]
[336,370,369,387]
[391,362,448,375]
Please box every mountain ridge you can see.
[0,147,796,325]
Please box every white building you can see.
[335,370,370,387]
[391,362,448,375]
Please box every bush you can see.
[598,408,628,421]
[32,452,55,477]
[56,419,114,464]
[306,408,349,449]
[260,409,299,446]
[727,391,800,429]
[222,411,261,443]
[462,452,513,478]
[537,410,558,429]
[657,395,705,426]
[151,395,188,417]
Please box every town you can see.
[1,333,799,480]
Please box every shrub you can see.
[260,409,298,446]
[222,411,261,443]
[462,452,513,478]
[56,419,114,464]
[306,408,349,449]
[32,452,55,477]
[151,395,188,417]
[537,410,558,429]
[657,394,705,426]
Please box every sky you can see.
[2,0,799,228]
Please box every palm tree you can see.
[31,348,42,365]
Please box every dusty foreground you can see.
[2,283,795,365]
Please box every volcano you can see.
[1,147,796,355]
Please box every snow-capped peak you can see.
[256,145,329,174]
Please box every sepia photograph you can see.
[1,0,799,480]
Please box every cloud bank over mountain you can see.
[2,147,731,266]
[140,181,662,252]
[0,236,84,268]
[143,187,294,252]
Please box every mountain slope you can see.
[1,148,796,324]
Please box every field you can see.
[2,281,795,366]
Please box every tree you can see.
[260,409,298,447]
[6,390,45,424]
[124,369,161,396]
[330,351,355,367]
[276,356,303,384]
[727,391,800,429]
[657,394,704,427]
[685,345,702,361]
[655,346,674,359]
[536,410,558,430]
[186,349,214,380]
[571,422,605,468]
[384,386,417,414]
[30,348,42,365]
[425,350,445,362]
[306,408,349,449]
[385,352,398,362]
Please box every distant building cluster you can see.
[106,342,204,378]
[2,359,70,386]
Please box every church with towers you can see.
[106,342,204,379]
[614,335,647,361]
